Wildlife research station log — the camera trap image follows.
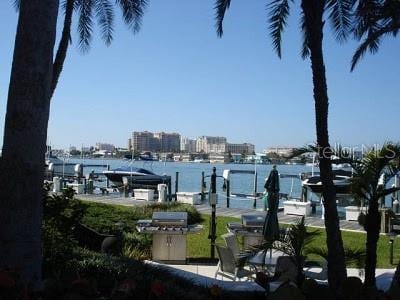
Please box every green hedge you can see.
[78,200,203,234]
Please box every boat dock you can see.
[77,193,365,233]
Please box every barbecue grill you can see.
[137,211,202,263]
[227,213,266,249]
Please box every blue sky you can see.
[0,1,399,152]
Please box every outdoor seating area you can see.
[214,213,329,290]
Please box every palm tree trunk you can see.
[51,0,74,99]
[364,198,380,286]
[0,0,59,289]
[301,0,347,297]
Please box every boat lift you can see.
[221,169,260,209]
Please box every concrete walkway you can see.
[160,263,394,292]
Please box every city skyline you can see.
[1,1,399,151]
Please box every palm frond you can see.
[116,0,148,34]
[350,143,400,202]
[286,144,318,159]
[353,0,381,39]
[95,0,114,46]
[326,0,355,42]
[305,246,366,269]
[300,10,310,59]
[77,0,94,53]
[268,0,291,58]
[214,0,231,37]
[351,30,381,71]
[13,0,20,11]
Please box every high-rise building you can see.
[226,143,255,154]
[132,131,160,152]
[154,132,181,152]
[196,136,227,153]
[180,137,197,153]
[131,131,181,152]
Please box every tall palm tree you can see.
[214,0,353,296]
[351,0,400,70]
[0,0,147,288]
[14,0,148,98]
[350,143,400,287]
[0,0,59,288]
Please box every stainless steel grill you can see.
[136,211,202,263]
[152,212,187,227]
[241,214,266,228]
[227,213,266,249]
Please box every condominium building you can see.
[95,142,115,152]
[154,132,181,152]
[132,131,160,152]
[196,136,227,153]
[180,137,197,153]
[226,143,255,155]
[131,131,181,152]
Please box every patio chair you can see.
[222,233,254,263]
[215,245,254,281]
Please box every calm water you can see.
[64,158,396,209]
[67,158,325,209]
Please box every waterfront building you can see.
[243,153,269,164]
[226,142,255,155]
[231,153,242,163]
[132,131,160,152]
[154,132,181,152]
[209,153,230,163]
[196,136,227,154]
[180,137,196,153]
[131,131,180,152]
[95,142,115,152]
[264,146,296,157]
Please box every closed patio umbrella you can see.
[263,165,280,241]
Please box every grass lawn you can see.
[188,214,400,268]
[77,200,399,268]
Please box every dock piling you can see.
[175,172,179,201]
[201,172,205,201]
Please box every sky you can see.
[0,1,399,152]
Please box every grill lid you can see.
[241,213,266,227]
[152,211,188,226]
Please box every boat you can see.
[193,158,210,163]
[301,169,352,195]
[103,166,171,188]
[139,151,158,161]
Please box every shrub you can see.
[122,232,152,260]
[79,200,203,234]
[43,185,86,277]
[60,249,211,300]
